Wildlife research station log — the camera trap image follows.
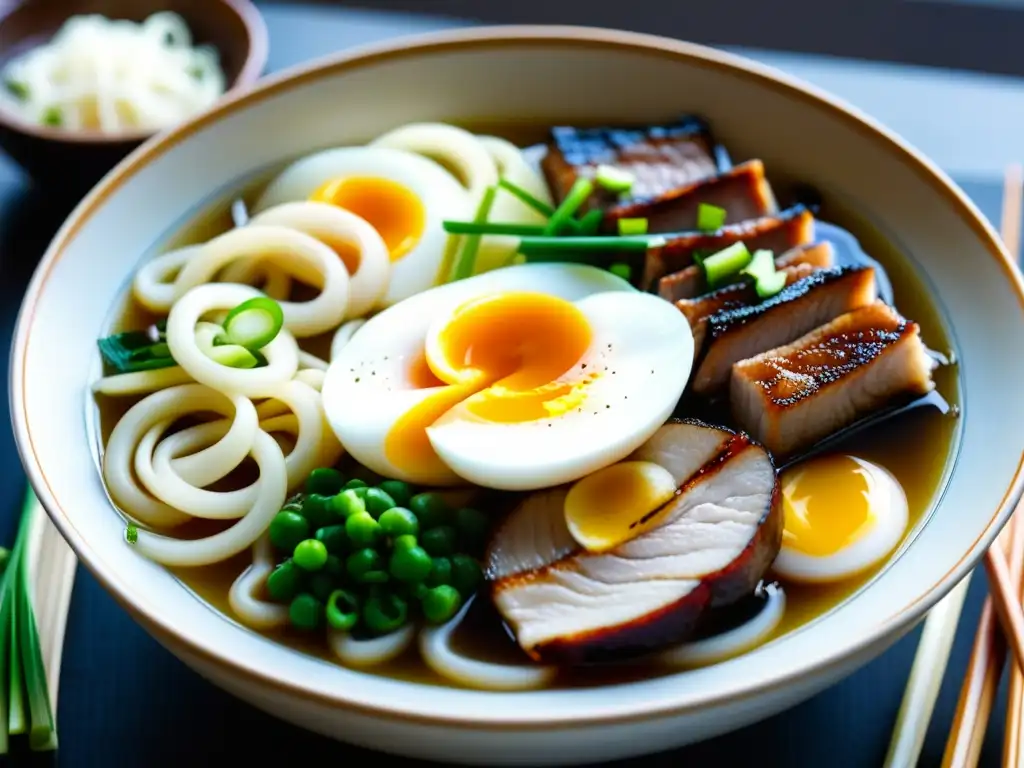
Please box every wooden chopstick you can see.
[941,163,1024,768]
[985,545,1024,671]
[886,163,1024,768]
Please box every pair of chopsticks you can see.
[884,164,1024,768]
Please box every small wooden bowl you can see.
[0,0,267,190]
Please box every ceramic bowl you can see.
[11,26,1024,765]
[0,0,267,189]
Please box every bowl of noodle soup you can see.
[11,26,1024,765]
[0,0,266,186]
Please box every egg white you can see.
[772,458,909,584]
[253,146,473,307]
[321,263,641,486]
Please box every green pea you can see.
[455,507,491,554]
[325,554,346,579]
[326,589,360,631]
[268,511,309,553]
[389,543,433,583]
[427,556,452,586]
[346,548,382,581]
[303,493,335,529]
[392,534,418,553]
[363,487,396,518]
[309,572,336,602]
[410,492,451,529]
[289,593,323,630]
[266,560,302,602]
[329,489,366,519]
[363,592,409,635]
[397,581,429,602]
[421,525,458,557]
[306,467,346,496]
[315,524,349,554]
[342,478,368,491]
[421,585,463,624]
[345,511,381,547]
[293,539,328,571]
[378,507,419,538]
[451,554,484,597]
[360,570,390,584]
[379,480,413,507]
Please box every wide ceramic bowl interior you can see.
[12,26,1024,765]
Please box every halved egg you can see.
[253,146,472,307]
[771,454,909,584]
[321,263,694,490]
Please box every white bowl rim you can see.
[10,24,1024,730]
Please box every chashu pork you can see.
[691,265,877,396]
[730,300,937,459]
[678,262,821,357]
[541,117,725,212]
[602,159,778,234]
[485,420,781,665]
[658,241,835,304]
[642,206,815,290]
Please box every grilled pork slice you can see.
[691,265,877,396]
[730,301,936,458]
[603,159,777,234]
[659,241,835,303]
[642,206,815,290]
[679,263,821,356]
[540,117,723,212]
[486,421,781,665]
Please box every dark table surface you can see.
[2,3,1023,767]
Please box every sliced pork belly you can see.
[691,265,877,396]
[486,421,781,665]
[730,301,937,459]
[659,241,835,303]
[540,117,724,213]
[678,263,821,356]
[603,159,777,234]
[642,206,815,290]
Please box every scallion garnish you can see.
[617,218,648,236]
[3,79,28,101]
[594,165,635,193]
[442,221,545,237]
[754,270,788,299]
[450,185,498,281]
[207,345,260,369]
[696,203,727,232]
[577,209,604,236]
[496,179,555,217]
[41,106,62,127]
[517,235,656,258]
[702,242,752,288]
[609,263,633,281]
[543,179,594,236]
[126,523,138,544]
[223,297,284,351]
[98,331,176,374]
[740,249,776,282]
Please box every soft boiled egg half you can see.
[253,146,473,307]
[321,263,695,490]
[772,454,909,584]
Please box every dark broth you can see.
[93,129,961,689]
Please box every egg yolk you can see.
[383,291,595,475]
[564,461,679,552]
[780,454,878,556]
[310,176,425,262]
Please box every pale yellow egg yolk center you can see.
[383,292,594,476]
[781,454,875,557]
[310,176,425,263]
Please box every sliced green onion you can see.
[696,203,727,232]
[702,242,752,288]
[207,345,259,369]
[755,270,788,299]
[3,80,28,101]
[450,185,497,282]
[41,107,62,127]
[617,218,648,236]
[497,179,555,217]
[442,221,545,237]
[223,297,284,350]
[97,331,176,374]
[126,524,138,544]
[543,179,594,236]
[609,263,632,281]
[594,165,635,193]
[518,235,655,258]
[740,249,776,282]
[577,209,604,236]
